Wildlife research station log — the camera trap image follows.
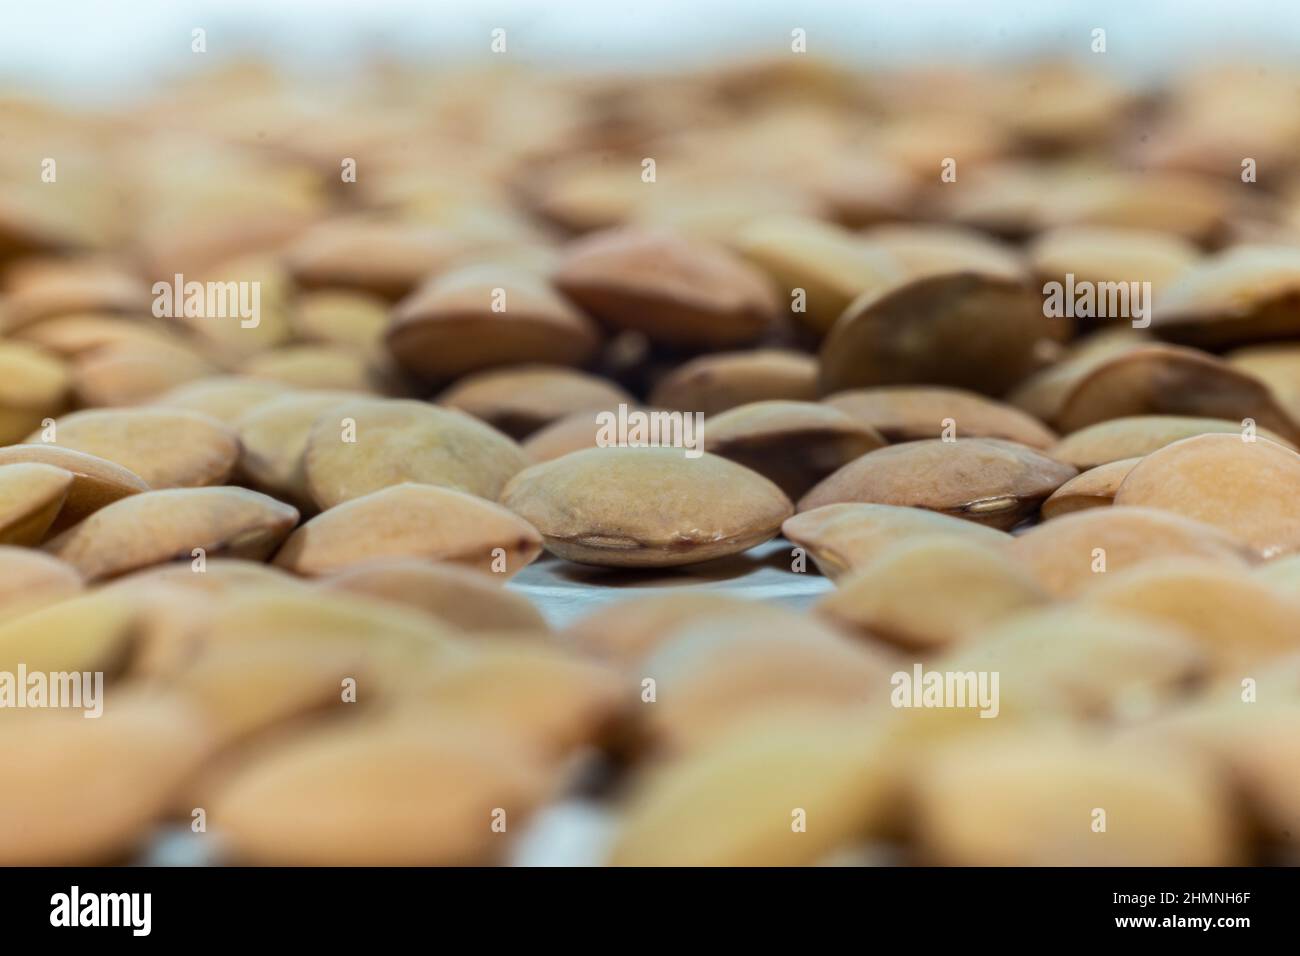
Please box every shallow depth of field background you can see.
[5,0,1300,100]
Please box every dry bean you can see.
[208,715,554,865]
[915,731,1239,865]
[1080,559,1300,673]
[819,272,1062,397]
[945,606,1205,721]
[274,482,542,578]
[649,349,818,416]
[437,365,633,440]
[825,385,1057,448]
[233,390,360,510]
[0,446,147,536]
[1113,433,1300,558]
[0,340,70,444]
[33,407,240,488]
[798,438,1077,530]
[284,219,469,301]
[240,344,389,394]
[817,537,1048,650]
[151,376,290,425]
[318,558,548,633]
[732,215,903,335]
[0,462,72,544]
[1010,505,1254,597]
[566,593,792,665]
[782,502,1012,580]
[71,340,218,407]
[45,486,298,582]
[1153,244,1300,349]
[626,613,896,755]
[1028,225,1198,294]
[0,693,211,865]
[500,447,792,567]
[610,713,890,866]
[554,227,777,348]
[1050,414,1297,469]
[389,640,623,755]
[1053,345,1300,442]
[303,397,529,508]
[1039,457,1141,519]
[388,264,600,379]
[0,546,82,622]
[703,400,886,499]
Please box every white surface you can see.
[507,537,835,629]
[5,1,1300,100]
[509,800,618,867]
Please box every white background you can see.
[3,0,1300,100]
